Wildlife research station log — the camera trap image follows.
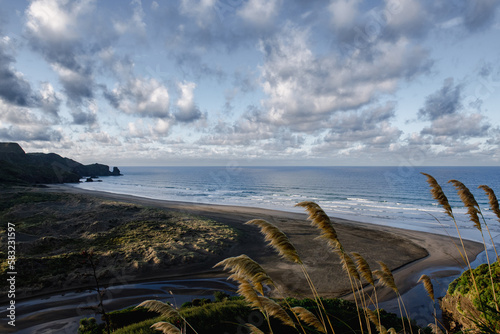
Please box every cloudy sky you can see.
[1,0,499,166]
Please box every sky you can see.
[0,0,499,166]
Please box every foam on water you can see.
[71,166,500,243]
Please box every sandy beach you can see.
[0,184,486,333]
[43,184,484,299]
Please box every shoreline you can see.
[43,184,484,298]
[1,184,485,332]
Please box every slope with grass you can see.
[0,188,238,298]
[441,261,500,333]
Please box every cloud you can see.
[420,113,490,139]
[318,102,402,150]
[24,0,114,111]
[174,82,202,122]
[0,124,63,142]
[415,77,493,145]
[0,37,38,107]
[328,0,361,30]
[98,47,134,80]
[418,78,462,121]
[105,77,170,118]
[463,0,499,32]
[80,131,121,146]
[71,108,97,125]
[39,82,62,118]
[152,118,172,136]
[51,63,93,104]
[113,0,147,38]
[237,0,282,28]
[257,24,431,132]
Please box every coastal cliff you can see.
[0,142,121,185]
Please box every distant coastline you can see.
[0,142,121,185]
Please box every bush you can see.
[78,317,105,334]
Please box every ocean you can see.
[71,166,500,243]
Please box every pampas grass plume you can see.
[374,261,398,293]
[421,173,453,218]
[291,306,326,333]
[214,254,273,294]
[258,296,295,328]
[245,323,265,334]
[335,249,360,280]
[245,219,302,264]
[136,300,180,318]
[418,274,435,302]
[295,201,338,242]
[449,180,481,230]
[479,185,500,222]
[352,252,374,285]
[150,322,181,334]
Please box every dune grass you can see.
[0,189,238,295]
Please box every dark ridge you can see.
[0,142,121,185]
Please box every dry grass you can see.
[291,306,326,333]
[150,322,181,334]
[352,252,374,286]
[479,185,500,222]
[245,219,302,264]
[449,180,481,231]
[214,254,273,295]
[295,201,338,247]
[0,190,238,295]
[422,173,453,218]
[136,300,180,319]
[259,296,296,328]
[418,274,435,302]
[245,323,265,334]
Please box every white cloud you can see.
[153,118,172,136]
[108,78,170,118]
[174,81,202,122]
[113,0,147,37]
[328,0,361,30]
[25,0,93,43]
[237,0,282,28]
[421,113,490,139]
[257,24,431,132]
[179,0,216,26]
[39,82,62,118]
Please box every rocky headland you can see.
[0,142,121,185]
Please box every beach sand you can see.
[42,184,484,300]
[1,184,486,333]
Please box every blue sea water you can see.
[71,166,500,242]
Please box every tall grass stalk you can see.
[449,180,499,312]
[295,201,367,333]
[352,252,382,332]
[136,300,198,334]
[421,173,480,296]
[245,219,334,334]
[418,274,438,332]
[215,254,307,334]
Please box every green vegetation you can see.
[78,295,422,334]
[0,190,238,294]
[447,261,500,329]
